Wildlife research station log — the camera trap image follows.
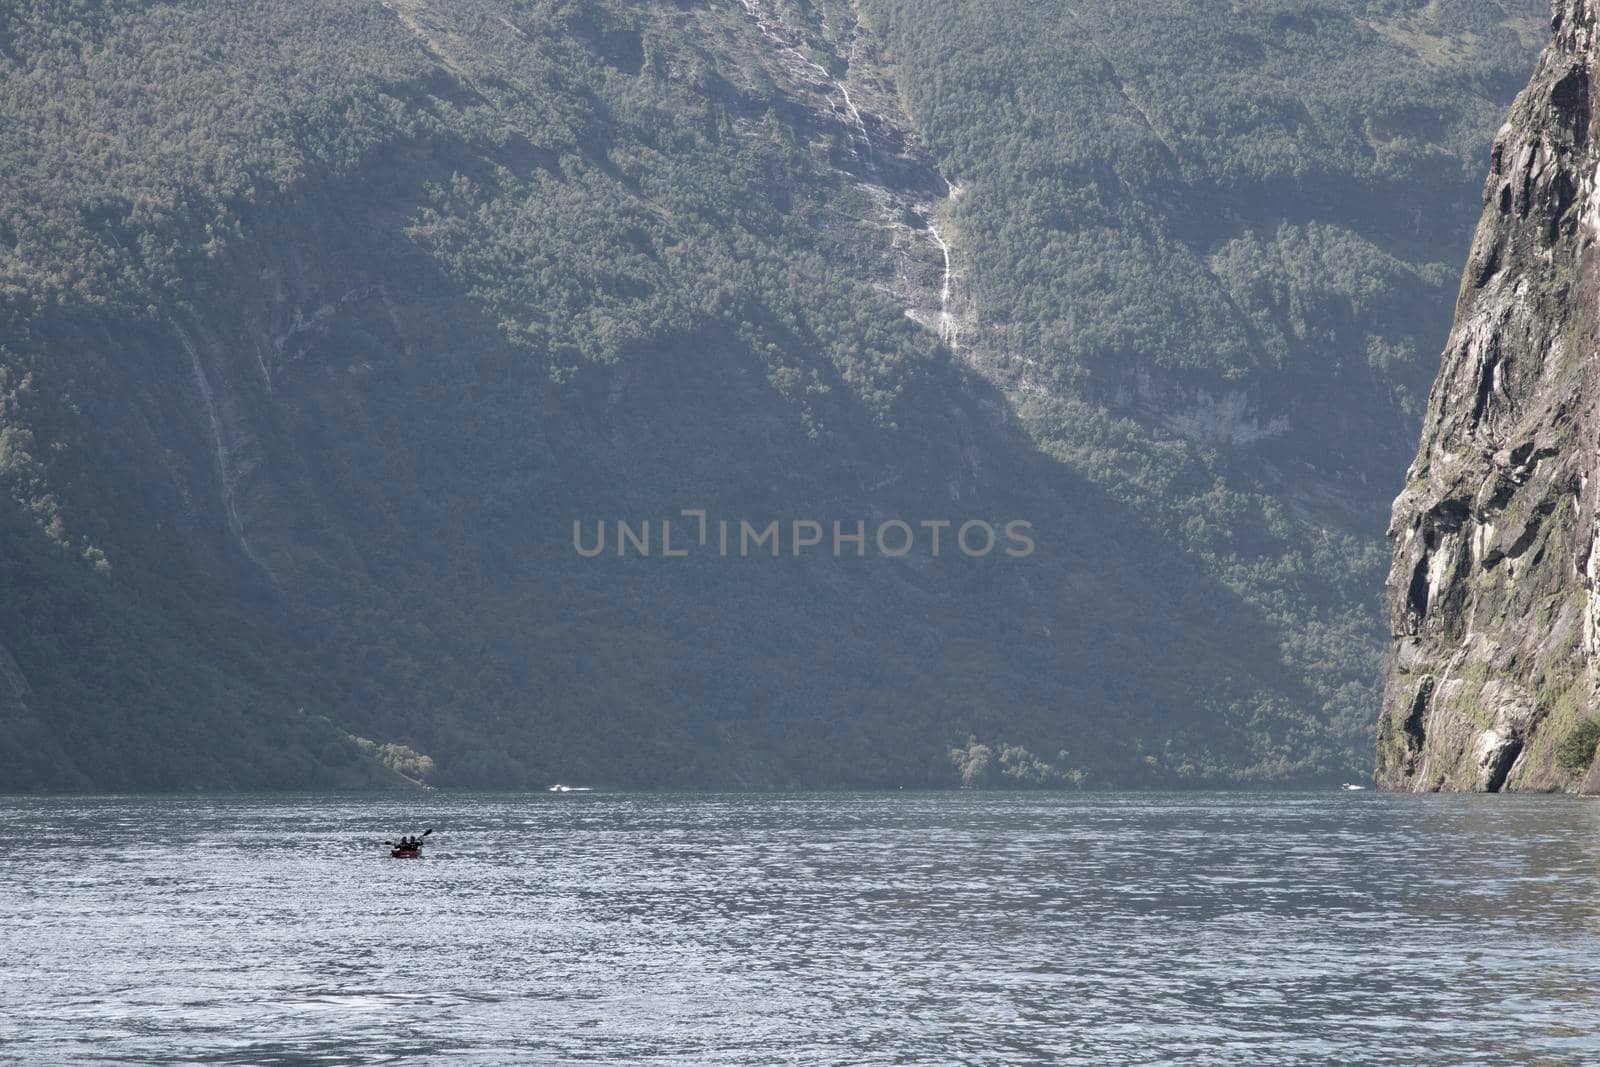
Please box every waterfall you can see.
[735,0,872,155]
[924,214,956,344]
[174,320,273,580]
[734,0,966,352]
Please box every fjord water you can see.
[3,793,1598,1064]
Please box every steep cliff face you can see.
[1380,1,1600,792]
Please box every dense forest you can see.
[860,0,1545,771]
[0,0,1543,789]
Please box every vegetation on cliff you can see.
[863,0,1543,770]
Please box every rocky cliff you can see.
[1380,0,1600,791]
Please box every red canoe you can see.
[390,848,421,859]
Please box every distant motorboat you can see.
[1341,783,1367,791]
[548,784,593,793]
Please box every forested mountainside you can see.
[1379,0,1600,792]
[0,0,1541,790]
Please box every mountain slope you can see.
[0,0,1541,790]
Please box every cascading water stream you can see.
[735,0,873,155]
[174,320,273,581]
[734,0,963,350]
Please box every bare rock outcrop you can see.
[1380,1,1600,791]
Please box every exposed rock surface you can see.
[1380,0,1600,792]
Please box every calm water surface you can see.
[2,792,1598,1064]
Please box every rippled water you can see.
[3,792,1599,1064]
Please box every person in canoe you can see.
[387,828,431,855]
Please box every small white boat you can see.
[1341,783,1367,791]
[548,784,593,793]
